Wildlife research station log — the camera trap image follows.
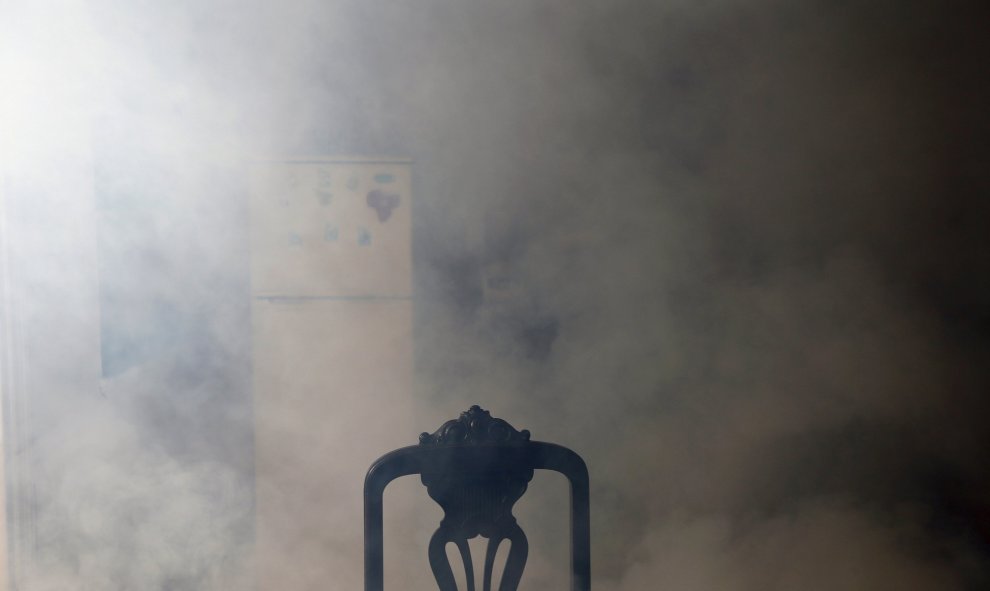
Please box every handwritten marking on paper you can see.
[366,189,400,222]
[318,166,332,188]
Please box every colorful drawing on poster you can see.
[324,223,339,242]
[316,190,333,206]
[346,175,359,190]
[357,227,371,246]
[288,231,303,246]
[366,189,400,222]
[373,173,395,184]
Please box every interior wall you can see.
[1,1,988,590]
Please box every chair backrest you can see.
[365,406,590,591]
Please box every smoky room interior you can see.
[1,0,989,590]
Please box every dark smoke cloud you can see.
[2,0,988,589]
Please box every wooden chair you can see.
[364,405,590,591]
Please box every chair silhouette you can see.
[364,405,590,591]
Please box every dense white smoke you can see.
[2,0,988,590]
